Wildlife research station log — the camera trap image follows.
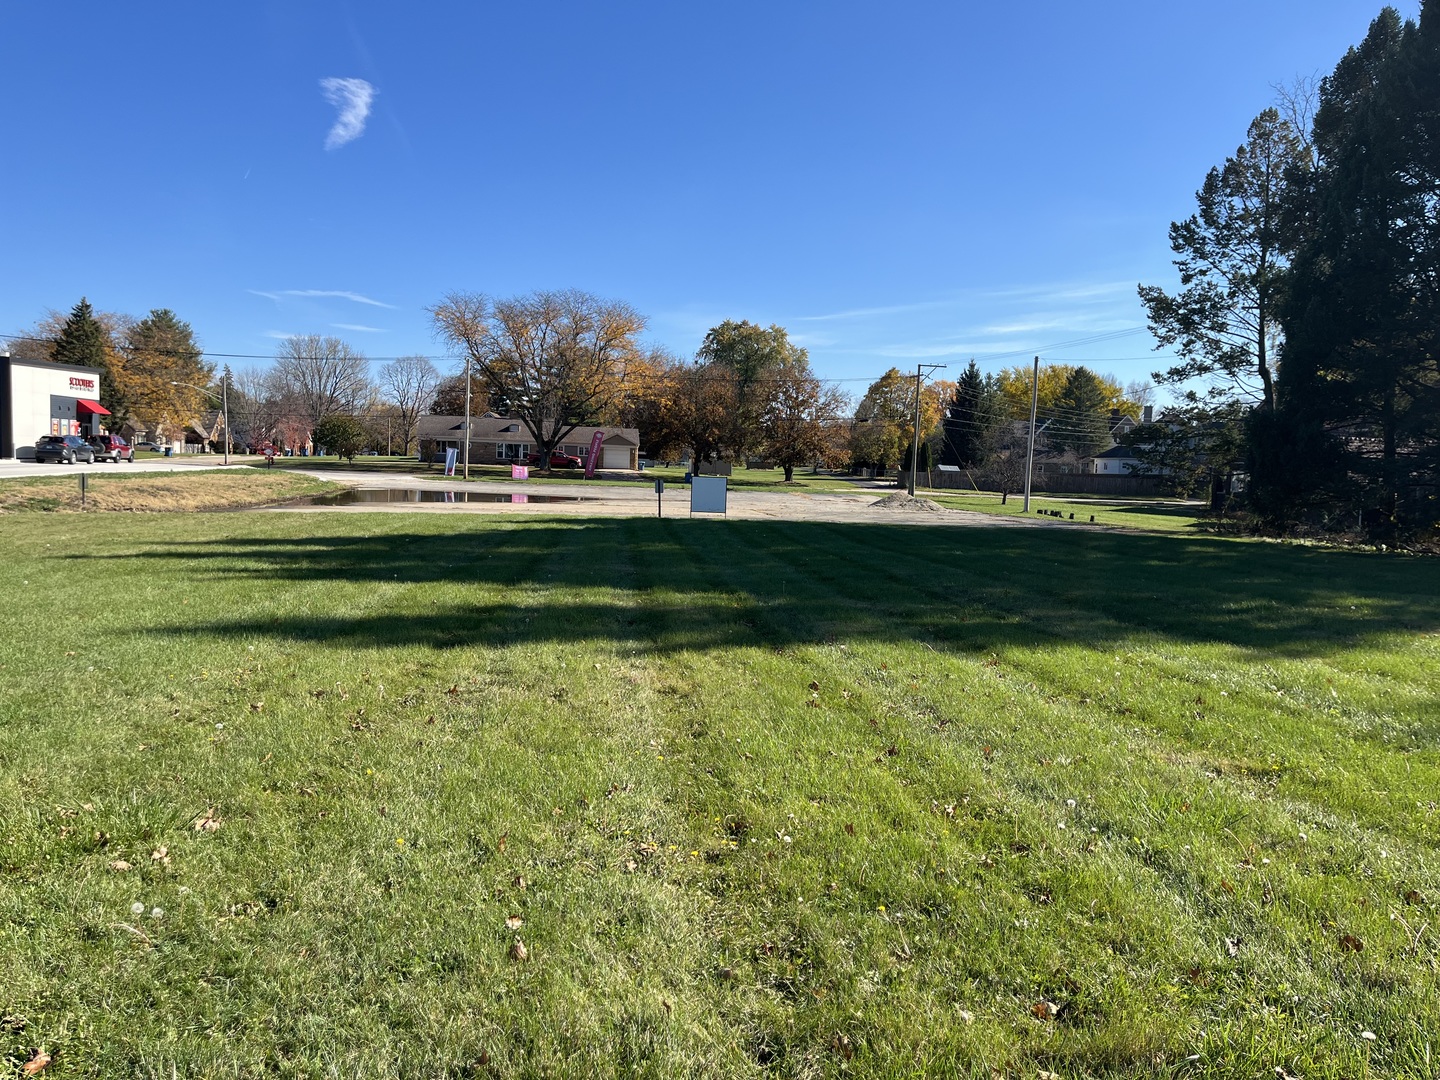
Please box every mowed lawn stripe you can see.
[1,513,1438,1076]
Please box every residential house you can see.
[415,415,641,470]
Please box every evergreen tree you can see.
[940,359,1001,467]
[122,309,212,440]
[52,297,128,418]
[1139,109,1305,412]
[1266,3,1440,535]
[52,298,107,370]
[1051,366,1111,458]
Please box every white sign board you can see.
[689,475,728,516]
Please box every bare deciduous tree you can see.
[266,335,374,440]
[379,355,439,454]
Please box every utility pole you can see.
[909,362,946,496]
[1023,355,1039,512]
[221,368,230,465]
[462,353,473,481]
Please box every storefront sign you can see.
[68,376,97,393]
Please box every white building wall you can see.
[4,360,103,459]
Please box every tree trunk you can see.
[783,464,794,483]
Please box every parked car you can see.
[134,441,163,452]
[34,435,97,464]
[525,450,584,468]
[87,434,134,462]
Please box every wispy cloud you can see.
[874,342,992,360]
[320,77,376,150]
[980,317,1071,336]
[249,288,394,309]
[980,280,1135,304]
[796,299,953,323]
[332,323,387,333]
[262,330,296,340]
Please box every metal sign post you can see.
[654,477,665,517]
[79,472,87,508]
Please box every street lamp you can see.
[171,373,230,465]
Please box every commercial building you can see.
[1,354,109,460]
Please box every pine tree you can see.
[940,359,1001,468]
[53,298,108,371]
[1139,110,1305,411]
[53,298,128,418]
[1051,367,1111,458]
[1266,3,1440,535]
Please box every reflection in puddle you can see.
[294,488,588,506]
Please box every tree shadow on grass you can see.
[67,517,1440,658]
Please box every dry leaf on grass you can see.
[505,915,524,930]
[194,808,222,832]
[509,937,528,962]
[22,1049,51,1076]
[1340,933,1364,952]
[150,846,170,866]
[109,860,132,873]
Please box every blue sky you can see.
[0,1,1412,400]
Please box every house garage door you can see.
[601,445,630,470]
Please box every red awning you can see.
[76,399,110,416]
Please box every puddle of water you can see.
[293,488,587,506]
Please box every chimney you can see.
[1142,405,1153,424]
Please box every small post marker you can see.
[79,471,87,508]
[654,477,665,518]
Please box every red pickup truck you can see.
[525,450,583,469]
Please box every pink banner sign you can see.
[584,431,605,478]
[511,464,528,479]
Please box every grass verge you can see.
[0,471,344,513]
[0,514,1436,1077]
[922,491,1208,533]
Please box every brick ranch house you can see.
[416,415,641,470]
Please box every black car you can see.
[34,435,97,464]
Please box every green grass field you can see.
[920,492,1208,534]
[1,511,1436,1078]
